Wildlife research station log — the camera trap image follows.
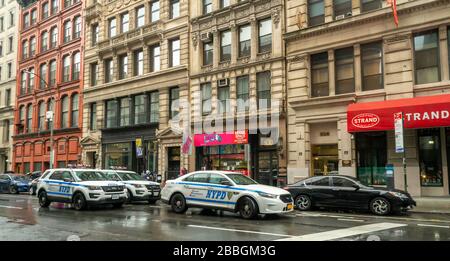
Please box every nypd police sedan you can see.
[37,168,127,210]
[161,171,294,219]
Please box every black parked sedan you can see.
[284,175,416,215]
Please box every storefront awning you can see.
[347,94,450,132]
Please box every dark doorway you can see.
[256,150,279,186]
[356,131,387,186]
[167,147,180,180]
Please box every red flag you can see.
[387,0,399,27]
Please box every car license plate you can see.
[287,203,293,210]
[111,195,119,200]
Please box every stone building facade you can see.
[0,0,18,173]
[81,0,189,178]
[285,0,450,196]
[188,0,287,186]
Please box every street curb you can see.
[409,210,450,215]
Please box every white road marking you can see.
[0,205,23,210]
[188,224,294,237]
[417,224,450,229]
[276,222,407,241]
[337,218,365,222]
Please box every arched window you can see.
[71,94,79,127]
[63,55,70,82]
[20,71,27,95]
[39,63,47,89]
[63,20,71,43]
[72,52,80,80]
[27,104,33,133]
[49,60,57,86]
[30,36,36,56]
[22,40,28,59]
[50,27,58,48]
[38,102,45,131]
[73,16,81,39]
[61,96,69,128]
[19,105,25,133]
[41,31,48,52]
[28,67,35,92]
[46,99,55,129]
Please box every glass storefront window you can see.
[104,143,132,170]
[356,132,387,186]
[418,128,443,187]
[312,144,339,176]
[200,145,248,175]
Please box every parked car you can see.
[284,175,416,215]
[0,174,30,194]
[103,170,161,204]
[161,171,294,219]
[37,168,127,210]
[26,171,42,181]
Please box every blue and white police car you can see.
[161,171,294,219]
[36,168,127,210]
[103,170,161,204]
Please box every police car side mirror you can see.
[220,180,232,186]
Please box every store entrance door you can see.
[356,132,387,186]
[311,144,339,176]
[256,151,278,186]
[167,147,180,180]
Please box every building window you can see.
[30,37,35,56]
[333,0,352,19]
[22,40,28,59]
[50,27,58,48]
[361,0,382,13]
[169,87,179,119]
[90,62,98,86]
[61,96,69,128]
[220,30,231,62]
[19,106,25,133]
[170,0,180,19]
[104,59,113,83]
[42,2,49,19]
[8,36,13,53]
[74,16,81,39]
[109,17,117,38]
[150,92,159,123]
[63,21,71,43]
[3,120,9,143]
[203,41,213,66]
[134,94,146,125]
[39,63,47,89]
[64,0,71,8]
[89,103,97,131]
[150,45,160,72]
[257,72,271,109]
[418,128,443,187]
[136,6,145,28]
[91,24,99,46]
[414,30,440,84]
[30,9,37,25]
[203,0,212,15]
[119,97,131,126]
[239,24,251,57]
[51,0,58,14]
[151,1,160,22]
[118,54,128,80]
[311,52,329,97]
[335,47,354,94]
[220,0,230,8]
[0,17,3,32]
[201,83,212,115]
[169,38,180,67]
[41,31,48,52]
[236,75,249,112]
[361,41,383,91]
[49,60,56,86]
[258,19,272,53]
[72,52,80,80]
[308,0,324,26]
[71,94,79,127]
[47,99,54,130]
[7,63,11,78]
[20,71,26,95]
[63,55,70,82]
[5,89,10,106]
[27,104,33,133]
[0,41,3,56]
[121,12,129,33]
[38,102,45,131]
[28,68,35,92]
[9,11,14,27]
[23,13,29,29]
[134,49,144,76]
[218,86,230,114]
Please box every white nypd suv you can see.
[161,171,294,219]
[37,168,127,210]
[103,170,161,204]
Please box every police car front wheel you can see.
[73,193,87,211]
[38,191,51,208]
[238,196,259,219]
[171,193,188,214]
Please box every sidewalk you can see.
[411,197,450,214]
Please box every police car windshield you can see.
[118,172,143,181]
[225,174,257,185]
[74,171,108,181]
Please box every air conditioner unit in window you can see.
[217,78,229,87]
[335,14,346,20]
[200,32,212,42]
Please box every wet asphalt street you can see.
[1,193,450,241]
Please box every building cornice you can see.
[284,0,450,42]
[289,94,356,110]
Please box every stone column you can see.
[230,23,237,65]
[354,44,362,92]
[112,54,119,81]
[143,45,150,73]
[324,0,333,23]
[212,30,220,68]
[127,49,133,77]
[98,58,104,85]
[250,18,257,60]
[328,50,335,96]
[439,25,449,81]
